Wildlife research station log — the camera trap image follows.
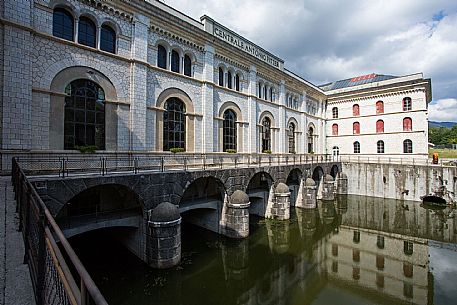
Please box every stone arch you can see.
[312,166,325,199]
[48,66,119,150]
[287,168,302,207]
[218,101,244,152]
[49,0,77,13]
[246,171,274,217]
[156,88,195,152]
[78,10,100,28]
[100,17,123,37]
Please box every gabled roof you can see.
[319,73,398,91]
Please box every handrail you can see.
[13,153,335,177]
[12,158,109,305]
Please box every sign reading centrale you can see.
[212,25,282,70]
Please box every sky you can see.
[160,0,457,122]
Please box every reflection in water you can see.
[72,196,457,305]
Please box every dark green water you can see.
[71,196,457,305]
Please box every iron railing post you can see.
[36,207,46,305]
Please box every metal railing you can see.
[339,155,457,167]
[13,153,334,177]
[12,158,109,305]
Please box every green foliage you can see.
[429,126,457,145]
[225,149,237,153]
[262,150,272,154]
[75,145,98,154]
[170,148,185,154]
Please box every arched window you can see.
[404,241,413,255]
[353,104,360,116]
[171,50,180,73]
[353,141,360,154]
[332,107,338,118]
[376,120,384,133]
[261,117,271,152]
[163,98,186,151]
[376,101,384,114]
[403,97,412,111]
[64,79,105,150]
[227,71,232,89]
[308,127,314,153]
[78,16,96,48]
[223,109,237,152]
[258,83,262,98]
[100,24,116,53]
[219,68,224,86]
[53,8,74,41]
[264,86,268,100]
[353,122,360,134]
[377,140,385,153]
[403,139,413,153]
[332,124,338,136]
[403,117,412,131]
[157,45,167,69]
[184,55,192,77]
[288,122,295,153]
[235,74,240,91]
[269,87,274,102]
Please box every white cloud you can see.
[162,0,457,121]
[429,98,457,121]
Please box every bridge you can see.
[11,153,342,305]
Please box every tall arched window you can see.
[184,55,192,77]
[376,120,384,133]
[64,79,105,150]
[403,139,413,153]
[219,67,224,86]
[332,124,338,136]
[403,97,412,111]
[261,117,271,152]
[376,101,384,114]
[264,86,268,100]
[288,122,296,153]
[78,16,96,47]
[235,74,240,91]
[53,8,74,41]
[100,24,116,53]
[163,98,186,151]
[223,109,237,152]
[403,117,412,131]
[353,104,360,116]
[269,87,274,102]
[353,122,360,134]
[332,107,338,118]
[377,140,385,153]
[308,127,314,153]
[171,50,180,73]
[353,141,360,153]
[157,45,167,69]
[227,71,232,89]
[258,83,262,98]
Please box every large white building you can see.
[0,0,432,166]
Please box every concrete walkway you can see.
[0,177,35,305]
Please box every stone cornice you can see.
[150,25,205,52]
[214,54,250,72]
[76,0,134,22]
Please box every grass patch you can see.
[429,148,457,159]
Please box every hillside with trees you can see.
[429,125,457,145]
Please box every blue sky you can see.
[161,0,457,122]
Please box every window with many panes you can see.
[78,17,96,47]
[100,24,116,53]
[53,8,74,41]
[332,107,338,118]
[403,139,413,153]
[64,79,105,150]
[288,122,295,153]
[353,141,360,153]
[163,98,186,151]
[223,109,237,152]
[403,97,412,111]
[377,140,385,153]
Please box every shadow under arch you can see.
[155,87,195,152]
[246,171,274,218]
[286,168,302,207]
[330,164,339,179]
[178,176,226,234]
[49,66,119,150]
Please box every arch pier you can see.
[34,161,344,269]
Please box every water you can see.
[71,196,457,305]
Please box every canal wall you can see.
[342,162,457,203]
